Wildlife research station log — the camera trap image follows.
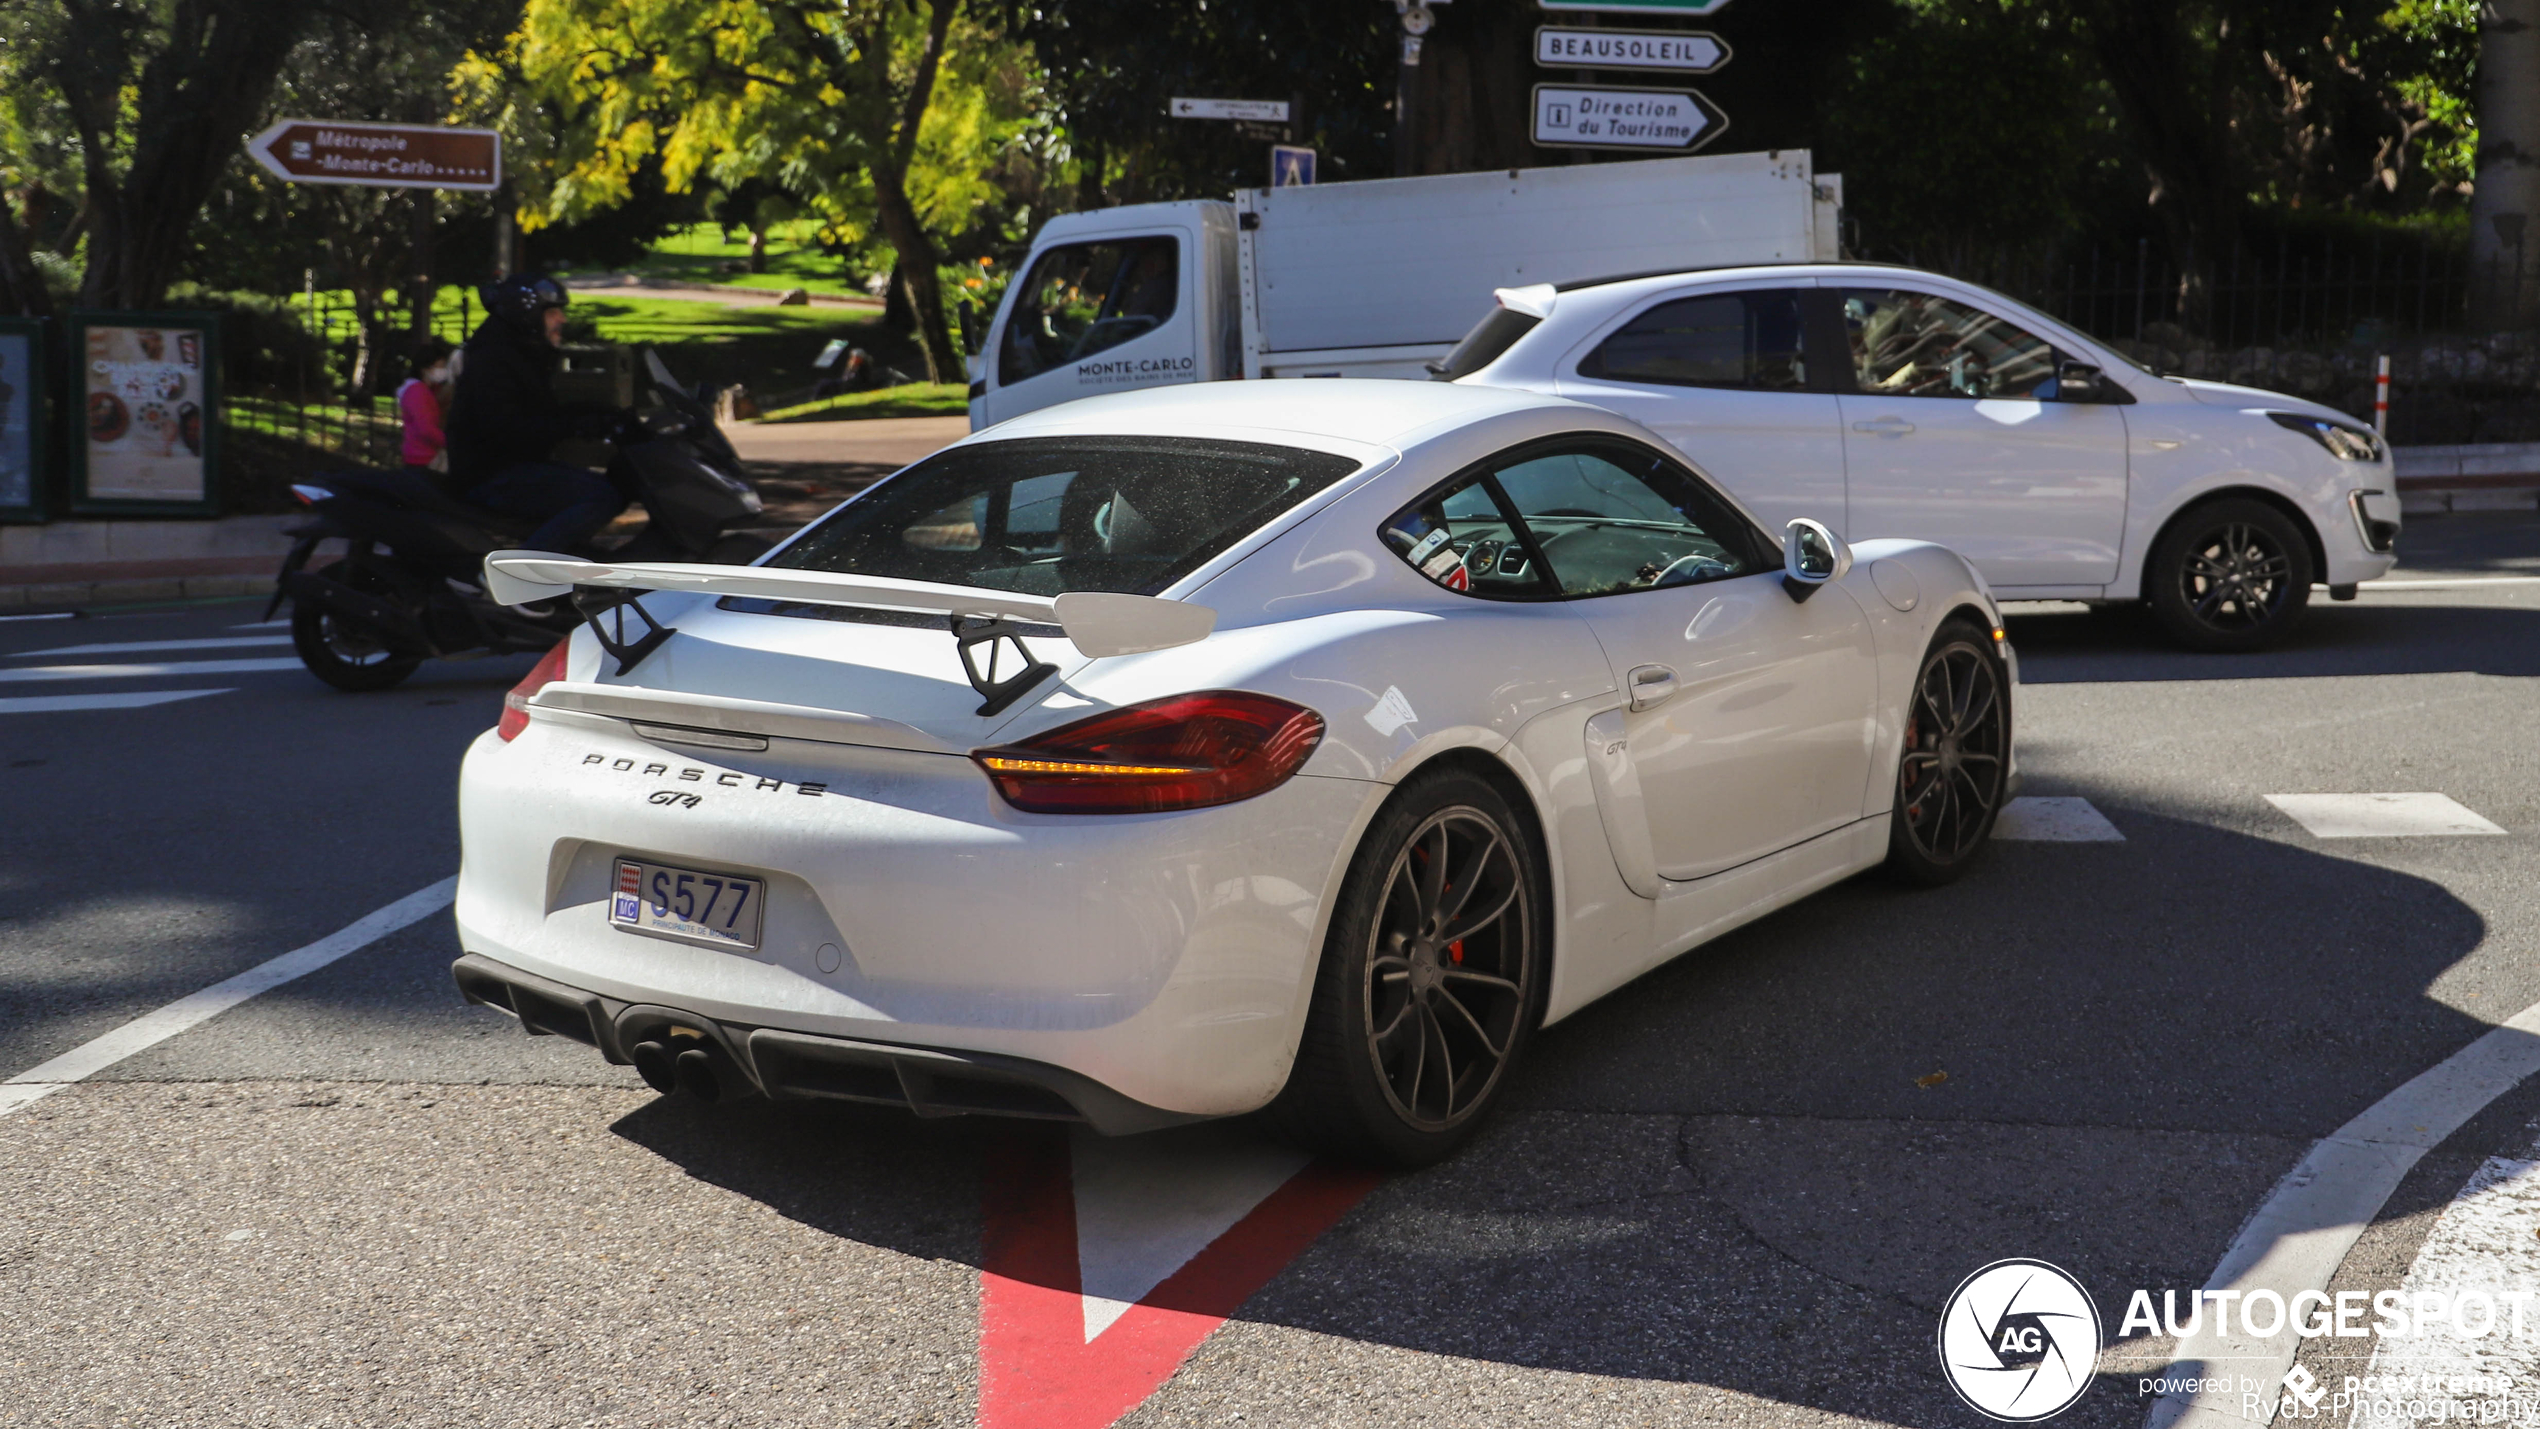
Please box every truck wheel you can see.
[2145,499,2313,652]
[1270,768,1545,1169]
[291,561,423,692]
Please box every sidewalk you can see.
[0,416,970,612]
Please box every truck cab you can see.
[967,201,1239,430]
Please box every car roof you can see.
[1551,259,1923,293]
[972,378,1582,450]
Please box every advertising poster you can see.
[0,322,36,515]
[72,313,218,514]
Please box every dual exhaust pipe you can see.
[630,1031,727,1102]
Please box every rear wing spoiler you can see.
[483,549,1216,714]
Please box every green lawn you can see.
[752,383,971,423]
[568,295,917,398]
[621,221,874,298]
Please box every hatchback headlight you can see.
[2268,412,2383,462]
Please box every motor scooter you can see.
[268,349,769,691]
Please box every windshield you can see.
[764,436,1362,597]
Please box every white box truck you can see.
[966,148,1842,429]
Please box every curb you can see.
[0,573,271,614]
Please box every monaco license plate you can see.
[610,858,766,952]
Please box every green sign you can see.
[1538,0,1734,13]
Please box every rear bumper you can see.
[451,951,1200,1134]
[454,717,1376,1121]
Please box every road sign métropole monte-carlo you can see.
[246,120,501,192]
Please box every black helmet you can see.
[481,273,570,334]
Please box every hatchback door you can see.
[1485,439,1878,881]
[1834,287,2128,590]
[1554,284,1850,542]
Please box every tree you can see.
[496,0,1022,381]
[2467,0,2540,324]
[0,0,327,310]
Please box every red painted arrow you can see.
[978,1129,1382,1429]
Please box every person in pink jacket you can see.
[398,338,455,478]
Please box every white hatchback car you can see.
[452,382,2014,1166]
[1444,265,2402,650]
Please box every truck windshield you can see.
[999,238,1179,386]
[762,436,1360,597]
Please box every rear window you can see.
[762,436,1361,597]
[1432,305,1542,381]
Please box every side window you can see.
[1577,289,1809,392]
[1493,445,1759,598]
[998,237,1179,387]
[1378,475,1554,598]
[1842,289,2056,399]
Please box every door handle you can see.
[1626,664,1678,713]
[1851,417,1916,435]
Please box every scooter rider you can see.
[447,274,635,556]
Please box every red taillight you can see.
[497,640,571,742]
[971,691,1323,814]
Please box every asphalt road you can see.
[4,512,2539,1429]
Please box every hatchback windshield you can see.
[764,436,1362,597]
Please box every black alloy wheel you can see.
[1273,769,1543,1168]
[2146,498,2314,652]
[1886,622,2010,886]
[291,559,424,692]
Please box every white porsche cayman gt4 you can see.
[452,381,2017,1167]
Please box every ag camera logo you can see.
[1939,1259,2104,1421]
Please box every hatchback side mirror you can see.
[1782,518,1853,603]
[2054,359,2104,402]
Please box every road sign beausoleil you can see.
[247,121,501,192]
[1532,84,1728,152]
[1535,27,1729,72]
[1169,98,1291,122]
[1538,0,1733,13]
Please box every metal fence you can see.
[1894,239,2540,444]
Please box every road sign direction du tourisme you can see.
[1535,27,1729,72]
[1532,84,1728,152]
[246,120,501,192]
[1169,98,1292,122]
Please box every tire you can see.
[291,560,424,692]
[1885,620,2012,887]
[2145,498,2314,652]
[1270,768,1546,1169]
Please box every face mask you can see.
[423,364,449,384]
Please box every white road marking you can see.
[2265,793,2508,839]
[14,635,292,657]
[0,877,457,1119]
[2144,999,2540,1429]
[2358,577,2540,590]
[0,611,76,623]
[230,619,291,629]
[1993,796,2126,841]
[0,658,305,684]
[1071,1124,1310,1341]
[2360,1128,2540,1403]
[0,688,233,715]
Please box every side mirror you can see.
[1782,518,1853,603]
[2054,359,2104,402]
